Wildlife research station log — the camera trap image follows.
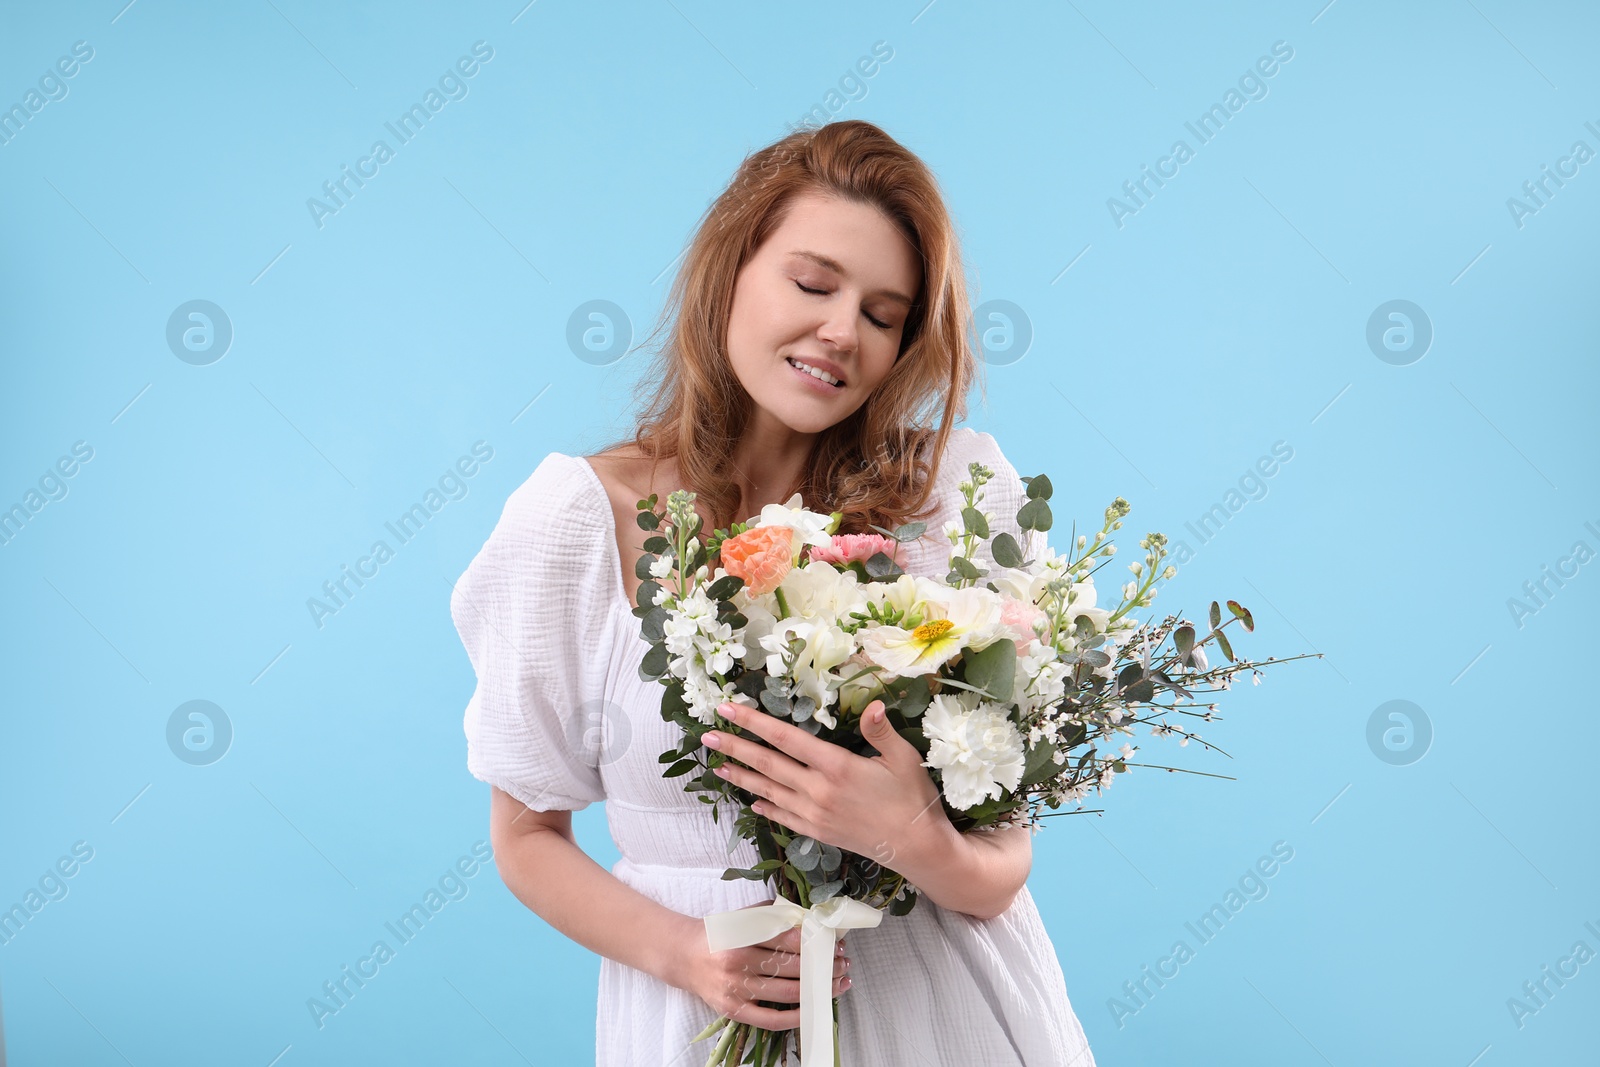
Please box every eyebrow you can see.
[788,250,915,307]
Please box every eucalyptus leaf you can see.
[892,521,927,541]
[810,879,845,903]
[991,532,1023,568]
[865,551,902,579]
[639,642,669,681]
[961,639,1017,702]
[1122,678,1156,703]
[962,506,990,539]
[640,606,669,643]
[707,574,744,600]
[1017,497,1052,532]
[1024,473,1052,500]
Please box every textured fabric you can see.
[452,427,1097,1067]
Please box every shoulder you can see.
[937,426,1015,482]
[486,451,610,545]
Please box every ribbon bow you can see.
[703,895,884,1065]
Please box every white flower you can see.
[858,586,1007,678]
[648,553,675,580]
[749,493,834,560]
[757,616,854,729]
[921,690,1026,810]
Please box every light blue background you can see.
[2,1,1596,1064]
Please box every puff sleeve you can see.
[450,452,618,812]
[949,427,1041,569]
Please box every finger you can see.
[725,997,799,1031]
[711,760,800,813]
[717,701,840,776]
[737,973,854,1007]
[703,725,811,795]
[746,947,850,980]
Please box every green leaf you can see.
[1021,738,1059,786]
[636,580,662,611]
[1152,669,1193,700]
[896,521,934,543]
[1122,678,1156,703]
[1024,473,1052,500]
[810,879,845,902]
[990,532,1023,568]
[640,606,669,643]
[1174,625,1195,661]
[707,574,745,600]
[888,674,932,718]
[1214,628,1236,662]
[1209,601,1222,629]
[1017,496,1052,532]
[1116,664,1144,692]
[961,638,1017,702]
[719,866,767,881]
[663,757,699,778]
[635,510,661,531]
[1227,600,1255,632]
[642,535,671,553]
[962,506,990,539]
[639,642,669,680]
[864,551,902,579]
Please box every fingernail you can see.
[703,732,721,748]
[842,976,852,988]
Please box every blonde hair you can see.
[604,118,986,535]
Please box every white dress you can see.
[451,426,1098,1067]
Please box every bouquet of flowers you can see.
[629,461,1316,1066]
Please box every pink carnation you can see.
[809,533,901,566]
[999,596,1047,651]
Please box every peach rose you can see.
[719,525,795,596]
[809,533,901,567]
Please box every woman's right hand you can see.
[674,901,854,1031]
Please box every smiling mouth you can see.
[786,356,845,388]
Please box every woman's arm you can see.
[488,786,857,1031]
[489,786,696,986]
[886,811,1033,922]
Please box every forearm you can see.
[494,824,696,988]
[889,815,1031,922]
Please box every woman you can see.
[451,120,1097,1065]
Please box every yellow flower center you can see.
[911,618,954,644]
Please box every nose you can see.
[814,301,859,355]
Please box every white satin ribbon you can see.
[703,895,884,1066]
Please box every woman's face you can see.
[725,190,922,436]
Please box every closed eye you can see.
[795,281,892,330]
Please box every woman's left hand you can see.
[700,698,950,866]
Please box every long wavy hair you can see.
[601,118,987,537]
